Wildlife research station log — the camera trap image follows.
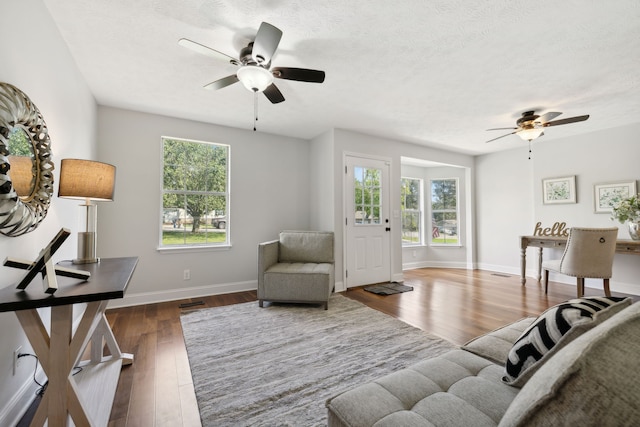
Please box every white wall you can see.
[309,130,335,232]
[0,0,97,423]
[476,124,640,294]
[97,106,311,306]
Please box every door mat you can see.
[364,282,414,295]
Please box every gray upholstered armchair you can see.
[258,231,335,309]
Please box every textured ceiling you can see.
[43,0,640,155]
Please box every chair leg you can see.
[603,279,611,297]
[544,270,550,294]
[576,278,584,298]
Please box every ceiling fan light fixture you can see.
[237,66,273,93]
[517,128,544,141]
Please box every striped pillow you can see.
[502,296,631,387]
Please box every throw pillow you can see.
[502,296,631,387]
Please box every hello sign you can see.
[533,221,569,237]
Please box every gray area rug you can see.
[181,294,455,426]
[364,282,414,295]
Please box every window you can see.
[353,166,381,224]
[160,137,229,248]
[401,177,422,245]
[430,178,459,245]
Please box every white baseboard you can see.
[107,280,258,308]
[0,372,42,427]
[402,261,469,270]
[476,263,640,296]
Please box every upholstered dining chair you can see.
[542,227,618,298]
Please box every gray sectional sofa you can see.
[326,297,640,426]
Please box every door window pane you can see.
[354,166,382,225]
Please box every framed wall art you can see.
[542,176,576,204]
[593,180,637,214]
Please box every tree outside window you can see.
[401,177,421,245]
[431,178,459,245]
[161,137,229,247]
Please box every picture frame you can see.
[542,176,576,204]
[593,180,637,214]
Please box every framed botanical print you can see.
[593,181,637,213]
[542,176,576,204]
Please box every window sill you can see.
[157,244,232,254]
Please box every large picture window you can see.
[160,137,229,248]
[430,178,459,245]
[401,177,422,245]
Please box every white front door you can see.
[344,155,391,288]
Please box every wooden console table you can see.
[520,236,640,284]
[0,257,138,427]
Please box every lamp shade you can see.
[58,159,116,201]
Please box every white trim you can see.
[0,372,43,427]
[107,280,257,308]
[402,261,469,270]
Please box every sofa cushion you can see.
[498,301,640,426]
[279,231,334,264]
[326,349,519,427]
[462,317,536,365]
[502,296,631,387]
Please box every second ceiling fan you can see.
[486,110,590,143]
[179,22,325,104]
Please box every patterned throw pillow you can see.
[502,296,631,387]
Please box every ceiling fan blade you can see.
[485,132,517,143]
[263,83,285,104]
[272,67,326,83]
[178,38,238,65]
[252,22,282,65]
[203,75,239,90]
[543,115,589,127]
[486,127,518,131]
[536,111,562,124]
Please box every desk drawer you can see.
[530,239,566,248]
[617,244,640,254]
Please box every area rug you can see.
[364,282,414,295]
[181,294,455,426]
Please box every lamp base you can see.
[74,231,99,264]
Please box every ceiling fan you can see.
[178,22,325,105]
[486,111,590,143]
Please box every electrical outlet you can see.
[13,346,21,375]
[183,269,190,280]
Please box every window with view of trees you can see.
[401,177,422,245]
[430,178,459,245]
[160,137,229,248]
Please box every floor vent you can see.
[491,273,511,278]
[179,301,205,308]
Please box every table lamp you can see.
[58,159,116,264]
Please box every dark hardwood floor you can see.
[104,268,637,426]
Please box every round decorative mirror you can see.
[0,82,55,237]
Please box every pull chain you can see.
[253,90,258,131]
[528,140,532,160]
